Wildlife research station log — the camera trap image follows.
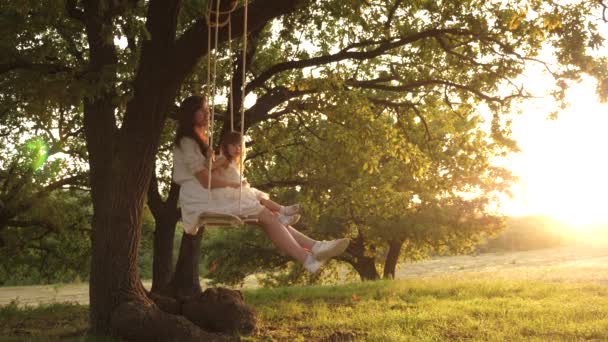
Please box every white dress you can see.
[172,137,267,234]
[211,159,269,212]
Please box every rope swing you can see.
[198,0,255,228]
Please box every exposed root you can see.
[111,300,236,341]
[182,287,256,335]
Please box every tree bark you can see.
[163,227,205,299]
[148,175,180,293]
[383,239,403,279]
[342,229,380,281]
[352,256,380,281]
[84,0,187,335]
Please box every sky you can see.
[497,76,608,228]
[494,13,608,229]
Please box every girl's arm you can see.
[211,156,230,170]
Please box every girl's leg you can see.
[259,198,282,212]
[285,225,316,250]
[257,208,308,262]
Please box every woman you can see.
[172,95,349,273]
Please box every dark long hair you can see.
[174,95,209,157]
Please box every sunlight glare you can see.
[500,79,608,229]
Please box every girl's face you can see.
[226,143,242,158]
[193,103,209,127]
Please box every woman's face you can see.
[193,103,209,127]
[227,143,242,158]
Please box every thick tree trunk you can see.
[148,175,180,293]
[80,0,304,339]
[163,227,205,299]
[383,239,403,279]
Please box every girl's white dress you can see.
[173,137,268,234]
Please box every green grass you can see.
[2,277,608,341]
[0,300,111,341]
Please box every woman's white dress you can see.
[172,137,267,234]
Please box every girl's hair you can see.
[220,131,245,168]
[174,95,209,157]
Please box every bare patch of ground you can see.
[396,243,608,284]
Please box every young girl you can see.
[211,131,301,226]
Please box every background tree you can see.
[0,82,89,284]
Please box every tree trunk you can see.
[163,227,205,299]
[342,229,380,281]
[151,214,178,293]
[383,239,403,279]
[352,256,380,281]
[148,174,180,293]
[80,0,304,339]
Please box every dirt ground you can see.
[2,243,607,306]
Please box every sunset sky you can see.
[497,76,608,228]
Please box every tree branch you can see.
[369,98,431,141]
[7,219,58,231]
[246,28,474,93]
[0,59,72,75]
[244,86,315,130]
[385,0,403,29]
[145,0,180,47]
[172,0,304,83]
[66,0,85,22]
[347,77,503,103]
[253,180,308,192]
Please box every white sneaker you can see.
[303,253,323,273]
[311,238,350,261]
[282,204,303,216]
[278,214,301,226]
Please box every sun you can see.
[499,79,608,229]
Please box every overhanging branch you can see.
[172,0,304,80]
[246,28,475,93]
[347,77,502,103]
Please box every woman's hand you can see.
[206,147,215,161]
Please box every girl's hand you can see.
[241,180,250,187]
[230,182,241,189]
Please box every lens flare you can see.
[25,137,49,171]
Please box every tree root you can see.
[181,287,256,335]
[111,300,236,341]
[148,291,181,315]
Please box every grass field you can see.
[2,244,608,341]
[1,278,608,341]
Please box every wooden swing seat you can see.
[197,211,259,228]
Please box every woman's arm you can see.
[177,137,238,188]
[194,167,240,189]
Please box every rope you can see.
[228,15,234,132]
[238,0,248,214]
[206,0,239,24]
[207,0,221,197]
[201,0,248,213]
